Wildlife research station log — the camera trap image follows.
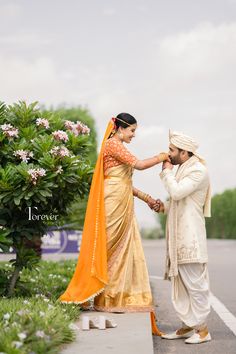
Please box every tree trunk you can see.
[24,235,42,258]
[7,255,21,297]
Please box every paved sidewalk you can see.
[60,311,154,354]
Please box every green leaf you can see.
[14,196,22,206]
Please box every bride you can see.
[60,113,169,335]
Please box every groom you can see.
[154,130,212,344]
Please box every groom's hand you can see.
[153,199,164,213]
[162,161,173,171]
[147,197,158,210]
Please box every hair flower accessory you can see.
[111,117,117,129]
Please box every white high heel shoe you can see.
[93,316,117,330]
[105,318,117,328]
[82,316,99,330]
[82,315,118,330]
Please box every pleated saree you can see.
[60,120,162,335]
[94,163,155,312]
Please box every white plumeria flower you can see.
[0,123,19,138]
[39,311,45,317]
[76,121,90,135]
[37,168,46,177]
[50,146,70,158]
[59,146,70,157]
[14,150,34,163]
[3,313,10,320]
[23,300,29,304]
[12,341,23,349]
[36,118,50,129]
[64,120,90,135]
[35,330,46,338]
[43,298,50,303]
[18,332,27,340]
[52,130,69,142]
[28,168,46,185]
[1,123,13,130]
[64,120,75,130]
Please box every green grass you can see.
[0,260,80,354]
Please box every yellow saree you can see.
[59,120,162,335]
[94,164,155,312]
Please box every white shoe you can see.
[93,316,117,330]
[105,318,117,328]
[185,332,211,344]
[162,329,194,340]
[82,316,99,330]
[95,316,106,330]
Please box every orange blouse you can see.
[103,137,138,172]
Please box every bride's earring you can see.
[110,129,116,138]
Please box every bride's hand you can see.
[153,199,164,213]
[157,152,171,163]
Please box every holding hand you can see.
[162,160,173,170]
[147,197,158,209]
[147,197,164,213]
[152,199,164,213]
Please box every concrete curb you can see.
[60,311,154,354]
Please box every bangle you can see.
[136,191,151,202]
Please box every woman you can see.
[60,113,169,335]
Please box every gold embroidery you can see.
[177,241,198,261]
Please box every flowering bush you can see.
[0,101,94,296]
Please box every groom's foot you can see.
[185,327,211,344]
[161,327,194,340]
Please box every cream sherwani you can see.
[160,155,211,329]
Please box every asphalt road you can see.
[142,239,236,354]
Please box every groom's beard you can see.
[170,156,180,165]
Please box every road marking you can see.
[150,275,236,337]
[149,275,164,280]
[210,293,236,336]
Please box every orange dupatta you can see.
[59,121,114,303]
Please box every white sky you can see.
[1,0,236,227]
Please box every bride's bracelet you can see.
[136,191,151,203]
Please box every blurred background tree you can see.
[206,188,236,238]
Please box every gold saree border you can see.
[94,305,155,313]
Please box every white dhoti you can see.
[171,263,211,329]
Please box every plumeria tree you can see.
[47,106,98,229]
[0,101,93,296]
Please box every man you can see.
[157,130,212,344]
